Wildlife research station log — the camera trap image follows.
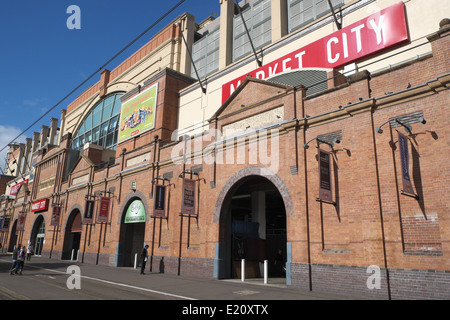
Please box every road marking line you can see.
[1,259,197,300]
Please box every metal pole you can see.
[241,259,245,282]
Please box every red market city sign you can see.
[31,199,50,213]
[10,179,29,196]
[222,2,409,103]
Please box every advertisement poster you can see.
[125,200,146,224]
[98,197,111,223]
[153,185,167,218]
[17,213,26,231]
[118,83,158,143]
[318,149,333,202]
[182,179,196,215]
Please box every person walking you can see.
[9,244,21,275]
[16,246,26,275]
[140,245,149,275]
[26,243,34,261]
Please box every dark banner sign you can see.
[83,199,95,224]
[398,131,414,195]
[318,149,333,202]
[0,217,10,232]
[98,197,111,223]
[153,185,167,218]
[182,179,196,215]
[51,206,62,227]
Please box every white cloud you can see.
[0,125,25,175]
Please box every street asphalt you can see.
[0,253,363,305]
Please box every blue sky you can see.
[0,0,220,170]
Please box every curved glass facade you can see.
[72,93,123,151]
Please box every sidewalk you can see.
[0,254,362,300]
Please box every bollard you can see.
[71,249,74,261]
[134,253,138,269]
[241,259,245,282]
[264,260,268,284]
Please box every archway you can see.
[214,167,292,283]
[62,209,82,260]
[117,196,148,267]
[30,216,45,256]
[8,220,18,252]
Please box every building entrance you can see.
[220,175,287,281]
[118,199,146,267]
[30,216,45,256]
[62,210,82,260]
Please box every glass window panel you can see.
[79,134,85,147]
[101,121,109,137]
[85,130,92,144]
[102,103,113,123]
[108,116,118,134]
[105,133,114,148]
[84,113,93,131]
[92,126,100,141]
[72,93,123,150]
[73,138,79,150]
[112,97,122,116]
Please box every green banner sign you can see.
[118,83,158,143]
[124,200,146,224]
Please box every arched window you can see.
[72,93,124,151]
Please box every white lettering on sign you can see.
[222,3,408,103]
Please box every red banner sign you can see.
[222,2,409,103]
[31,199,49,213]
[97,197,111,223]
[10,179,29,196]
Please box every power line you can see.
[0,0,187,156]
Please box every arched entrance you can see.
[62,210,82,260]
[30,216,45,256]
[117,196,148,267]
[8,220,18,252]
[214,167,293,283]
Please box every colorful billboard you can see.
[118,83,158,143]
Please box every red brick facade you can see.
[1,19,449,300]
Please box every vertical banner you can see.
[98,197,111,223]
[181,178,196,215]
[17,213,26,231]
[50,206,62,227]
[83,199,95,224]
[398,131,414,195]
[318,149,333,202]
[153,185,167,218]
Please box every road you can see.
[0,254,360,302]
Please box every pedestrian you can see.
[9,244,21,275]
[274,249,285,277]
[140,245,149,275]
[26,243,34,261]
[17,246,26,275]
